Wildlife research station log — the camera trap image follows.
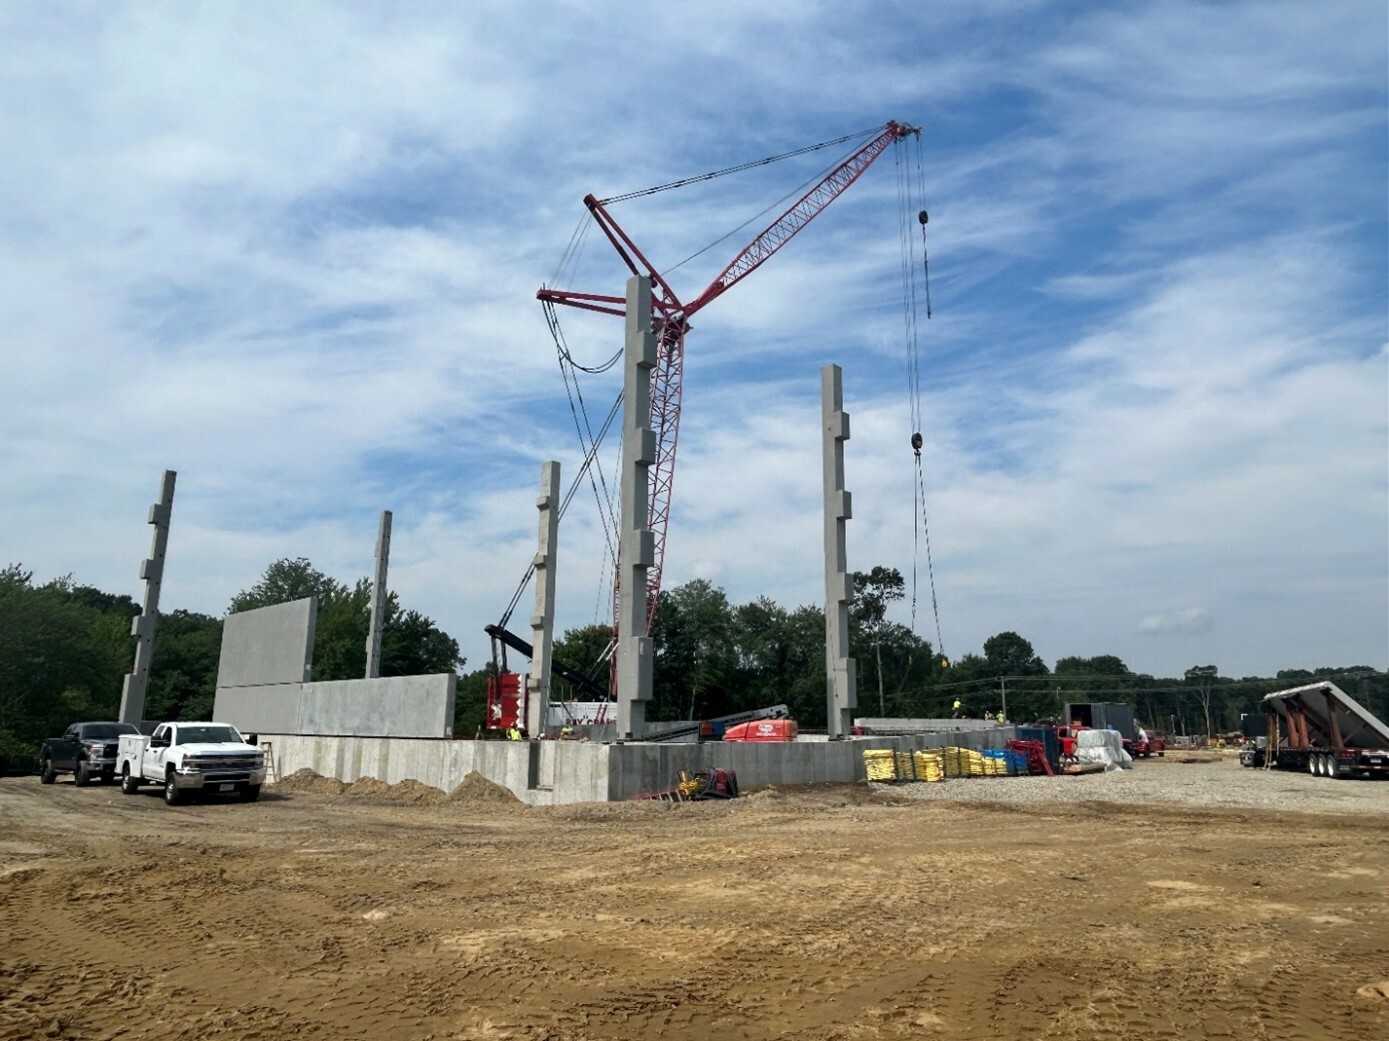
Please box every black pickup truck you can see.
[39,721,141,786]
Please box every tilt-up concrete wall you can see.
[213,599,316,734]
[258,728,1015,806]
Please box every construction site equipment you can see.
[634,767,740,803]
[1065,702,1136,742]
[538,121,921,681]
[722,718,798,743]
[483,624,612,735]
[1259,681,1389,779]
[641,705,790,744]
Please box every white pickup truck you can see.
[117,722,267,805]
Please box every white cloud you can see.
[0,1,1383,683]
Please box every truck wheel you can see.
[163,772,182,806]
[74,761,91,787]
[1308,755,1319,776]
[39,758,56,784]
[1327,757,1343,780]
[120,766,140,795]
[239,784,261,803]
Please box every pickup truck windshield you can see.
[80,723,140,739]
[176,726,245,744]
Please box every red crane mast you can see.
[538,120,920,643]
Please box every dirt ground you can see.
[2,761,1387,1041]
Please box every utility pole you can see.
[999,677,1008,722]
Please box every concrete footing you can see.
[258,728,1017,806]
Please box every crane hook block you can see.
[911,431,924,454]
[918,210,929,225]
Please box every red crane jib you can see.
[536,119,918,643]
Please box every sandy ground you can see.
[2,759,1387,1041]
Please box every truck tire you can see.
[239,783,262,803]
[1308,754,1319,776]
[163,771,182,806]
[1327,756,1343,780]
[74,761,91,787]
[120,766,140,795]
[39,758,56,784]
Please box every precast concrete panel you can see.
[297,674,456,738]
[213,684,301,735]
[217,599,317,688]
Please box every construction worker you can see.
[506,724,522,741]
[952,699,963,719]
[996,710,1005,724]
[561,724,575,740]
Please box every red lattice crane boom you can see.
[537,120,919,641]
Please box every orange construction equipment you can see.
[722,719,798,743]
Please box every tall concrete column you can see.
[526,461,560,738]
[616,275,657,739]
[822,365,857,739]
[119,470,176,725]
[365,510,392,678]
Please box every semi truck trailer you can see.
[1252,681,1389,780]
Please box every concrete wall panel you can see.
[212,684,300,736]
[297,673,455,738]
[217,599,316,688]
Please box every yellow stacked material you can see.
[894,751,919,781]
[911,749,945,783]
[863,749,898,782]
[941,746,1001,778]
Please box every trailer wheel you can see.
[1326,757,1342,780]
[1308,754,1319,776]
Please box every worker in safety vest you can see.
[952,699,963,719]
[561,724,575,739]
[506,725,522,741]
[996,710,1005,724]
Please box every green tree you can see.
[651,579,737,721]
[850,566,906,715]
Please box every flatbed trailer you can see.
[1259,681,1389,780]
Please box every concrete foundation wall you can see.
[260,734,611,806]
[298,674,456,738]
[258,729,1015,806]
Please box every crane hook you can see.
[911,431,923,456]
[918,209,928,225]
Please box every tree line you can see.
[2,559,1384,762]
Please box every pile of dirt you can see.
[390,779,448,805]
[270,768,348,795]
[345,776,393,798]
[448,771,522,805]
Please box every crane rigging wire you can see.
[895,133,946,664]
[598,126,882,205]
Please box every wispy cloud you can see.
[1,1,1383,679]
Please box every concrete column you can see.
[365,510,392,678]
[616,275,657,739]
[822,366,857,739]
[119,470,176,725]
[526,461,561,738]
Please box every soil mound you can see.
[389,778,448,804]
[448,771,522,805]
[271,768,348,795]
[345,776,393,798]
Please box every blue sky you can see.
[2,1,1385,680]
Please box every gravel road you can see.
[875,754,1389,814]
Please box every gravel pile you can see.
[874,758,1389,815]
